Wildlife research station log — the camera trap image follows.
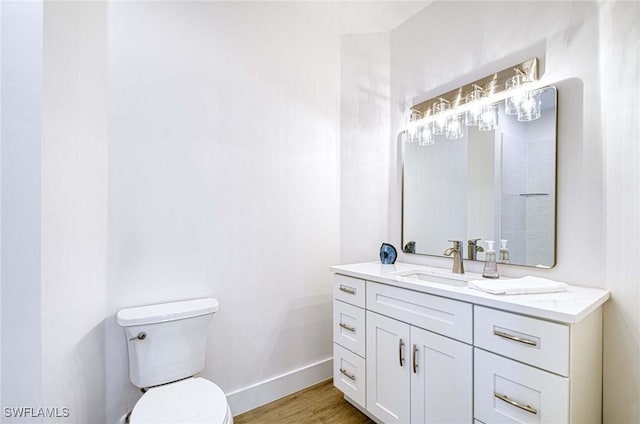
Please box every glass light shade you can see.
[517,90,542,121]
[404,110,422,142]
[465,88,484,126]
[445,114,464,140]
[405,126,418,143]
[432,100,450,135]
[478,104,498,131]
[505,74,524,115]
[418,123,434,146]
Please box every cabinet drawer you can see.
[333,274,365,308]
[333,300,365,357]
[474,348,569,423]
[366,281,472,343]
[474,306,569,376]
[333,343,366,407]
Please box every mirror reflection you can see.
[402,86,557,268]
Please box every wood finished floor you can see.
[233,380,374,424]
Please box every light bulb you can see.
[479,104,498,131]
[418,124,434,146]
[432,99,450,136]
[505,73,524,115]
[404,109,423,142]
[517,90,541,122]
[465,87,484,126]
[446,115,463,140]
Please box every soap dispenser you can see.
[498,239,510,264]
[482,240,499,279]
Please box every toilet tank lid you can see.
[117,298,219,327]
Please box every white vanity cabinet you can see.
[366,282,473,423]
[330,262,609,424]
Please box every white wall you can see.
[3,1,343,422]
[387,1,640,421]
[1,2,44,421]
[340,33,391,263]
[104,2,339,421]
[599,2,640,421]
[5,3,423,423]
[41,2,108,423]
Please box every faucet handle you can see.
[468,238,481,245]
[448,240,462,249]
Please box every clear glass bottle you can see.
[498,239,510,264]
[482,240,499,279]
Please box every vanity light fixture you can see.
[403,58,541,146]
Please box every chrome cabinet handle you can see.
[412,344,418,374]
[340,368,356,381]
[493,330,538,347]
[399,338,405,367]
[494,393,538,415]
[339,322,355,332]
[339,286,356,295]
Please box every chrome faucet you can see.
[467,239,485,261]
[443,240,464,274]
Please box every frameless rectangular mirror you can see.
[402,85,557,268]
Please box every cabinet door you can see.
[366,311,411,424]
[410,326,472,424]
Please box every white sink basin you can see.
[391,270,469,287]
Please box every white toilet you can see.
[117,298,233,424]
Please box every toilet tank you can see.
[117,298,219,388]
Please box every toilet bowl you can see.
[117,298,233,424]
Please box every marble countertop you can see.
[330,262,610,324]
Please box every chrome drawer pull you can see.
[412,344,418,374]
[339,322,355,332]
[493,330,538,347]
[399,338,405,367]
[339,285,356,295]
[339,368,356,381]
[495,393,538,415]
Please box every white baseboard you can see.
[226,357,333,416]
